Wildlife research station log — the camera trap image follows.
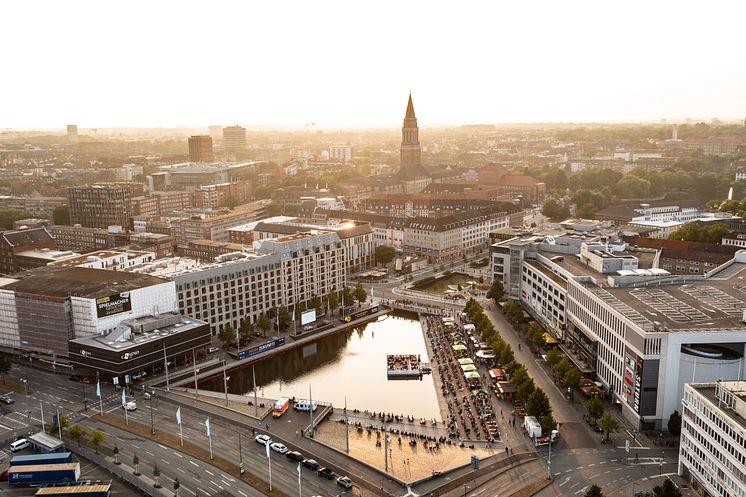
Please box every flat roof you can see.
[70,313,206,352]
[696,386,746,431]
[7,266,169,298]
[580,263,746,332]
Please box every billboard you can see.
[238,337,286,361]
[301,309,316,326]
[95,292,132,318]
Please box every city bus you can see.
[272,397,290,418]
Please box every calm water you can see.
[201,313,441,419]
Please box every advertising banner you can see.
[95,292,132,318]
[301,309,316,326]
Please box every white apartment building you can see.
[679,381,746,497]
[329,144,352,162]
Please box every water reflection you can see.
[201,313,441,419]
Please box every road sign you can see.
[625,439,630,453]
[471,455,480,470]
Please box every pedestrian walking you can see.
[252,427,255,436]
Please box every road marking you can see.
[589,474,600,479]
[132,444,140,449]
[158,444,168,450]
[146,451,155,456]
[575,467,582,470]
[205,470,215,476]
[0,423,12,430]
[178,468,186,474]
[559,477,570,487]
[604,471,611,474]
[239,491,247,497]
[588,463,595,467]
[599,461,606,465]
[570,483,580,489]
[161,459,170,465]
[173,451,183,458]
[221,474,235,482]
[221,480,231,487]
[565,469,573,473]
[554,472,561,476]
[190,460,200,467]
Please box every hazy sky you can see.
[3,1,746,129]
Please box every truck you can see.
[523,415,542,440]
[10,453,73,467]
[7,463,80,487]
[272,397,290,418]
[35,482,111,497]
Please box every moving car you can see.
[302,459,320,470]
[255,434,272,446]
[337,476,353,489]
[317,467,335,479]
[285,451,304,462]
[81,377,95,384]
[122,401,137,411]
[270,442,287,454]
[207,346,220,354]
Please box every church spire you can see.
[405,92,416,119]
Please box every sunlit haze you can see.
[4,0,746,129]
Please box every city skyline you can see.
[3,0,746,129]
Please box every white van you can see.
[123,401,137,411]
[294,399,318,412]
[10,438,30,452]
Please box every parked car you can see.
[286,451,304,462]
[317,467,335,480]
[0,396,14,405]
[255,434,272,446]
[270,442,287,454]
[302,459,320,470]
[81,377,95,384]
[207,346,220,354]
[68,375,82,382]
[337,476,353,489]
[122,401,137,411]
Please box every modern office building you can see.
[130,231,345,335]
[148,161,259,191]
[170,209,258,246]
[679,381,746,497]
[68,183,145,229]
[491,226,746,430]
[0,266,177,358]
[329,143,352,162]
[188,135,214,163]
[222,126,247,152]
[194,181,252,209]
[66,125,78,144]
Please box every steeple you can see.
[400,92,421,171]
[405,93,416,119]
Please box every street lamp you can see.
[659,451,664,476]
[192,349,200,398]
[22,378,28,395]
[149,392,155,435]
[223,365,230,406]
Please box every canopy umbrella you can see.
[464,371,480,380]
[461,364,478,372]
[452,344,467,351]
[453,340,468,347]
[451,332,464,340]
[458,358,475,365]
[472,388,489,397]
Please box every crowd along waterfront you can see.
[201,313,442,419]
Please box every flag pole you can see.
[207,417,213,459]
[180,422,184,447]
[345,396,349,453]
[267,441,272,491]
[252,365,258,418]
[56,410,62,442]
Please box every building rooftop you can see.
[693,383,746,431]
[2,226,53,247]
[227,216,298,233]
[14,248,80,263]
[70,312,206,352]
[579,259,746,332]
[7,266,169,298]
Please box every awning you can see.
[458,358,475,365]
[476,350,495,359]
[452,344,467,351]
[464,371,480,380]
[461,364,477,372]
[490,368,506,379]
[543,332,559,345]
[497,381,516,393]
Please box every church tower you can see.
[400,93,421,170]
